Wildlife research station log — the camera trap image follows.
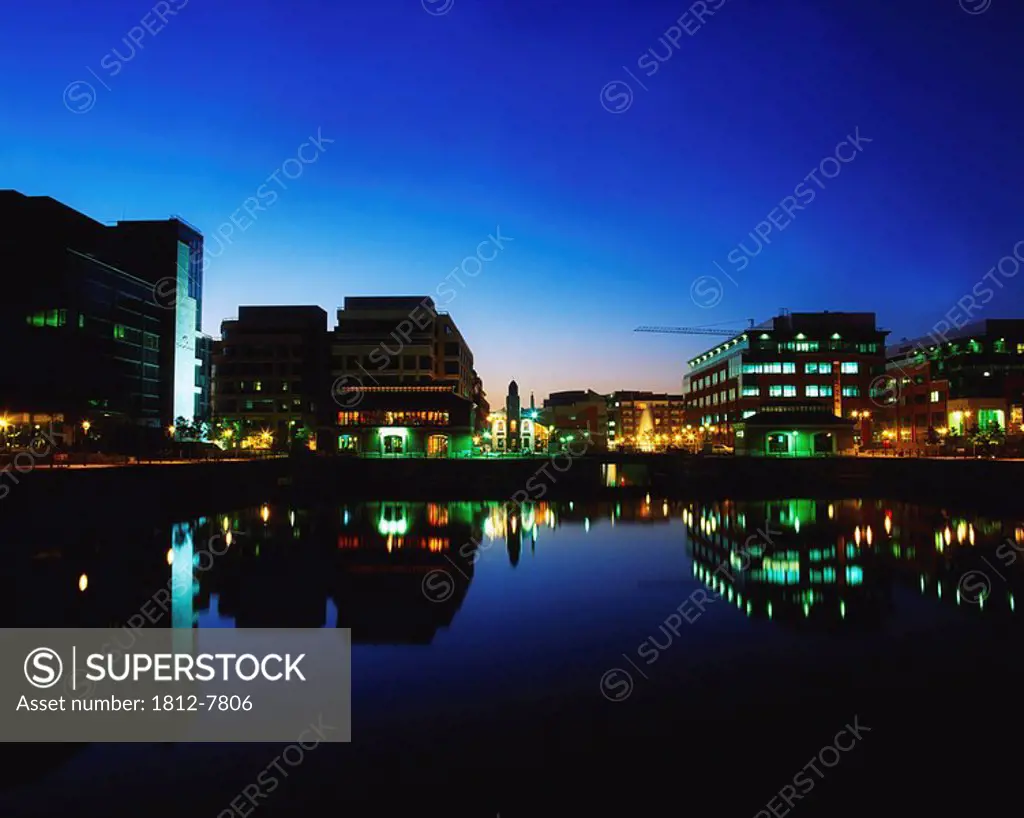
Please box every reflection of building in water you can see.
[686,498,1024,623]
[684,499,889,627]
[332,501,484,643]
[4,522,174,629]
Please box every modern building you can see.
[112,215,208,424]
[330,296,476,401]
[334,384,475,457]
[732,405,855,457]
[542,390,608,451]
[607,391,686,451]
[684,311,888,446]
[0,191,207,448]
[488,380,550,453]
[878,319,1024,448]
[212,306,329,449]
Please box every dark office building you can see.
[0,191,208,443]
[331,296,476,401]
[212,306,329,448]
[112,215,208,423]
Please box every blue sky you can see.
[2,0,1022,399]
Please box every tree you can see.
[969,421,1005,451]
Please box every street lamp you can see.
[81,420,91,434]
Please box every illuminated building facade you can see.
[732,405,855,457]
[330,296,477,401]
[878,319,1024,448]
[488,380,550,453]
[684,311,888,445]
[607,391,686,451]
[212,306,329,449]
[0,190,208,445]
[335,384,475,457]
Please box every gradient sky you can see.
[3,0,1023,401]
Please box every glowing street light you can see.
[81,420,91,434]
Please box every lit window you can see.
[769,386,783,397]
[930,390,940,403]
[783,385,796,397]
[742,386,759,397]
[782,363,796,374]
[806,385,821,397]
[113,324,126,340]
[841,362,858,374]
[842,386,860,397]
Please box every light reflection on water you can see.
[13,498,1024,640]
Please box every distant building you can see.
[684,311,888,446]
[489,381,550,453]
[607,391,686,451]
[878,319,1024,448]
[212,306,329,449]
[543,389,608,451]
[330,296,476,401]
[0,190,208,447]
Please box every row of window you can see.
[337,410,451,426]
[740,362,860,375]
[697,385,863,402]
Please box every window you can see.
[742,410,756,419]
[841,362,859,374]
[805,362,833,374]
[779,341,819,352]
[930,390,940,403]
[782,363,796,374]
[113,324,126,340]
[742,386,760,397]
[254,381,262,392]
[806,385,821,397]
[783,385,796,397]
[842,386,860,397]
[769,386,783,397]
[856,343,879,354]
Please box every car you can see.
[704,443,734,455]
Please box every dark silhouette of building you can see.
[212,306,329,449]
[0,191,208,445]
[331,296,476,400]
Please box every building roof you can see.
[886,318,1024,358]
[736,407,854,428]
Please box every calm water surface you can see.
[7,497,1024,815]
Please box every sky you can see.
[2,0,1023,401]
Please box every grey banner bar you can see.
[2,628,351,742]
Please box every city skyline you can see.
[3,0,1023,398]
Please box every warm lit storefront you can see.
[334,385,475,457]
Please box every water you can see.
[6,497,1024,815]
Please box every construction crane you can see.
[634,319,755,337]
